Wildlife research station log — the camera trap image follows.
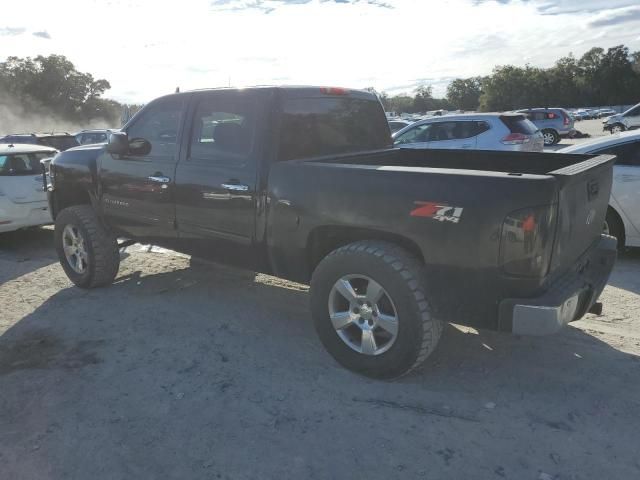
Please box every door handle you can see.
[461,144,472,149]
[148,175,171,183]
[221,183,249,192]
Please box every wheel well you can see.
[606,206,625,242]
[52,188,91,219]
[307,226,425,274]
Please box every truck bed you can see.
[269,147,615,329]
[318,147,605,176]
[308,147,615,276]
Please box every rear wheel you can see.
[310,240,442,379]
[542,129,560,146]
[55,205,120,288]
[604,208,625,250]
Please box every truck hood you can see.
[603,114,623,124]
[52,143,105,165]
[65,143,108,153]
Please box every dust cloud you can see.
[0,93,117,136]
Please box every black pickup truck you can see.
[46,86,617,378]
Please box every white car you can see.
[0,143,57,233]
[392,113,544,152]
[603,102,640,134]
[559,131,640,248]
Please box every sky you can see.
[1,0,640,103]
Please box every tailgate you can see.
[549,154,615,273]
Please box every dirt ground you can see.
[0,225,639,480]
[546,118,608,151]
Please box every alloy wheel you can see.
[328,275,399,355]
[62,224,88,274]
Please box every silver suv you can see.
[515,108,574,146]
[603,102,640,134]
[392,113,543,152]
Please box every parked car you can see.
[596,108,616,119]
[515,108,574,146]
[559,130,640,249]
[74,129,117,145]
[392,113,544,152]
[587,109,600,119]
[603,102,640,134]
[46,86,615,378]
[387,120,411,133]
[573,110,591,121]
[0,133,79,151]
[0,143,57,233]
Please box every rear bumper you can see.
[498,235,617,335]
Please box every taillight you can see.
[501,133,530,145]
[500,205,556,277]
[320,87,348,95]
[562,113,570,126]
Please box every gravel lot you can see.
[1,131,639,479]
[546,118,609,150]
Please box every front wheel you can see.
[310,241,442,379]
[55,205,120,288]
[610,123,625,134]
[542,129,560,146]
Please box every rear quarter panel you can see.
[267,159,560,329]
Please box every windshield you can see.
[0,151,54,175]
[623,104,640,117]
[278,97,391,161]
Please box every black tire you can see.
[610,123,626,134]
[542,129,560,146]
[604,208,625,250]
[54,205,120,288]
[310,240,442,379]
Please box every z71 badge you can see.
[410,202,464,224]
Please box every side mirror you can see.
[106,132,129,155]
[128,137,152,156]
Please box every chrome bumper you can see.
[500,235,617,336]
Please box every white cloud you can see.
[1,0,639,102]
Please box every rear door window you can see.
[428,121,480,141]
[279,97,391,160]
[189,94,257,165]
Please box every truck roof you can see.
[163,85,378,101]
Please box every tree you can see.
[446,77,482,111]
[412,85,433,112]
[369,43,640,115]
[632,51,640,75]
[0,54,120,127]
